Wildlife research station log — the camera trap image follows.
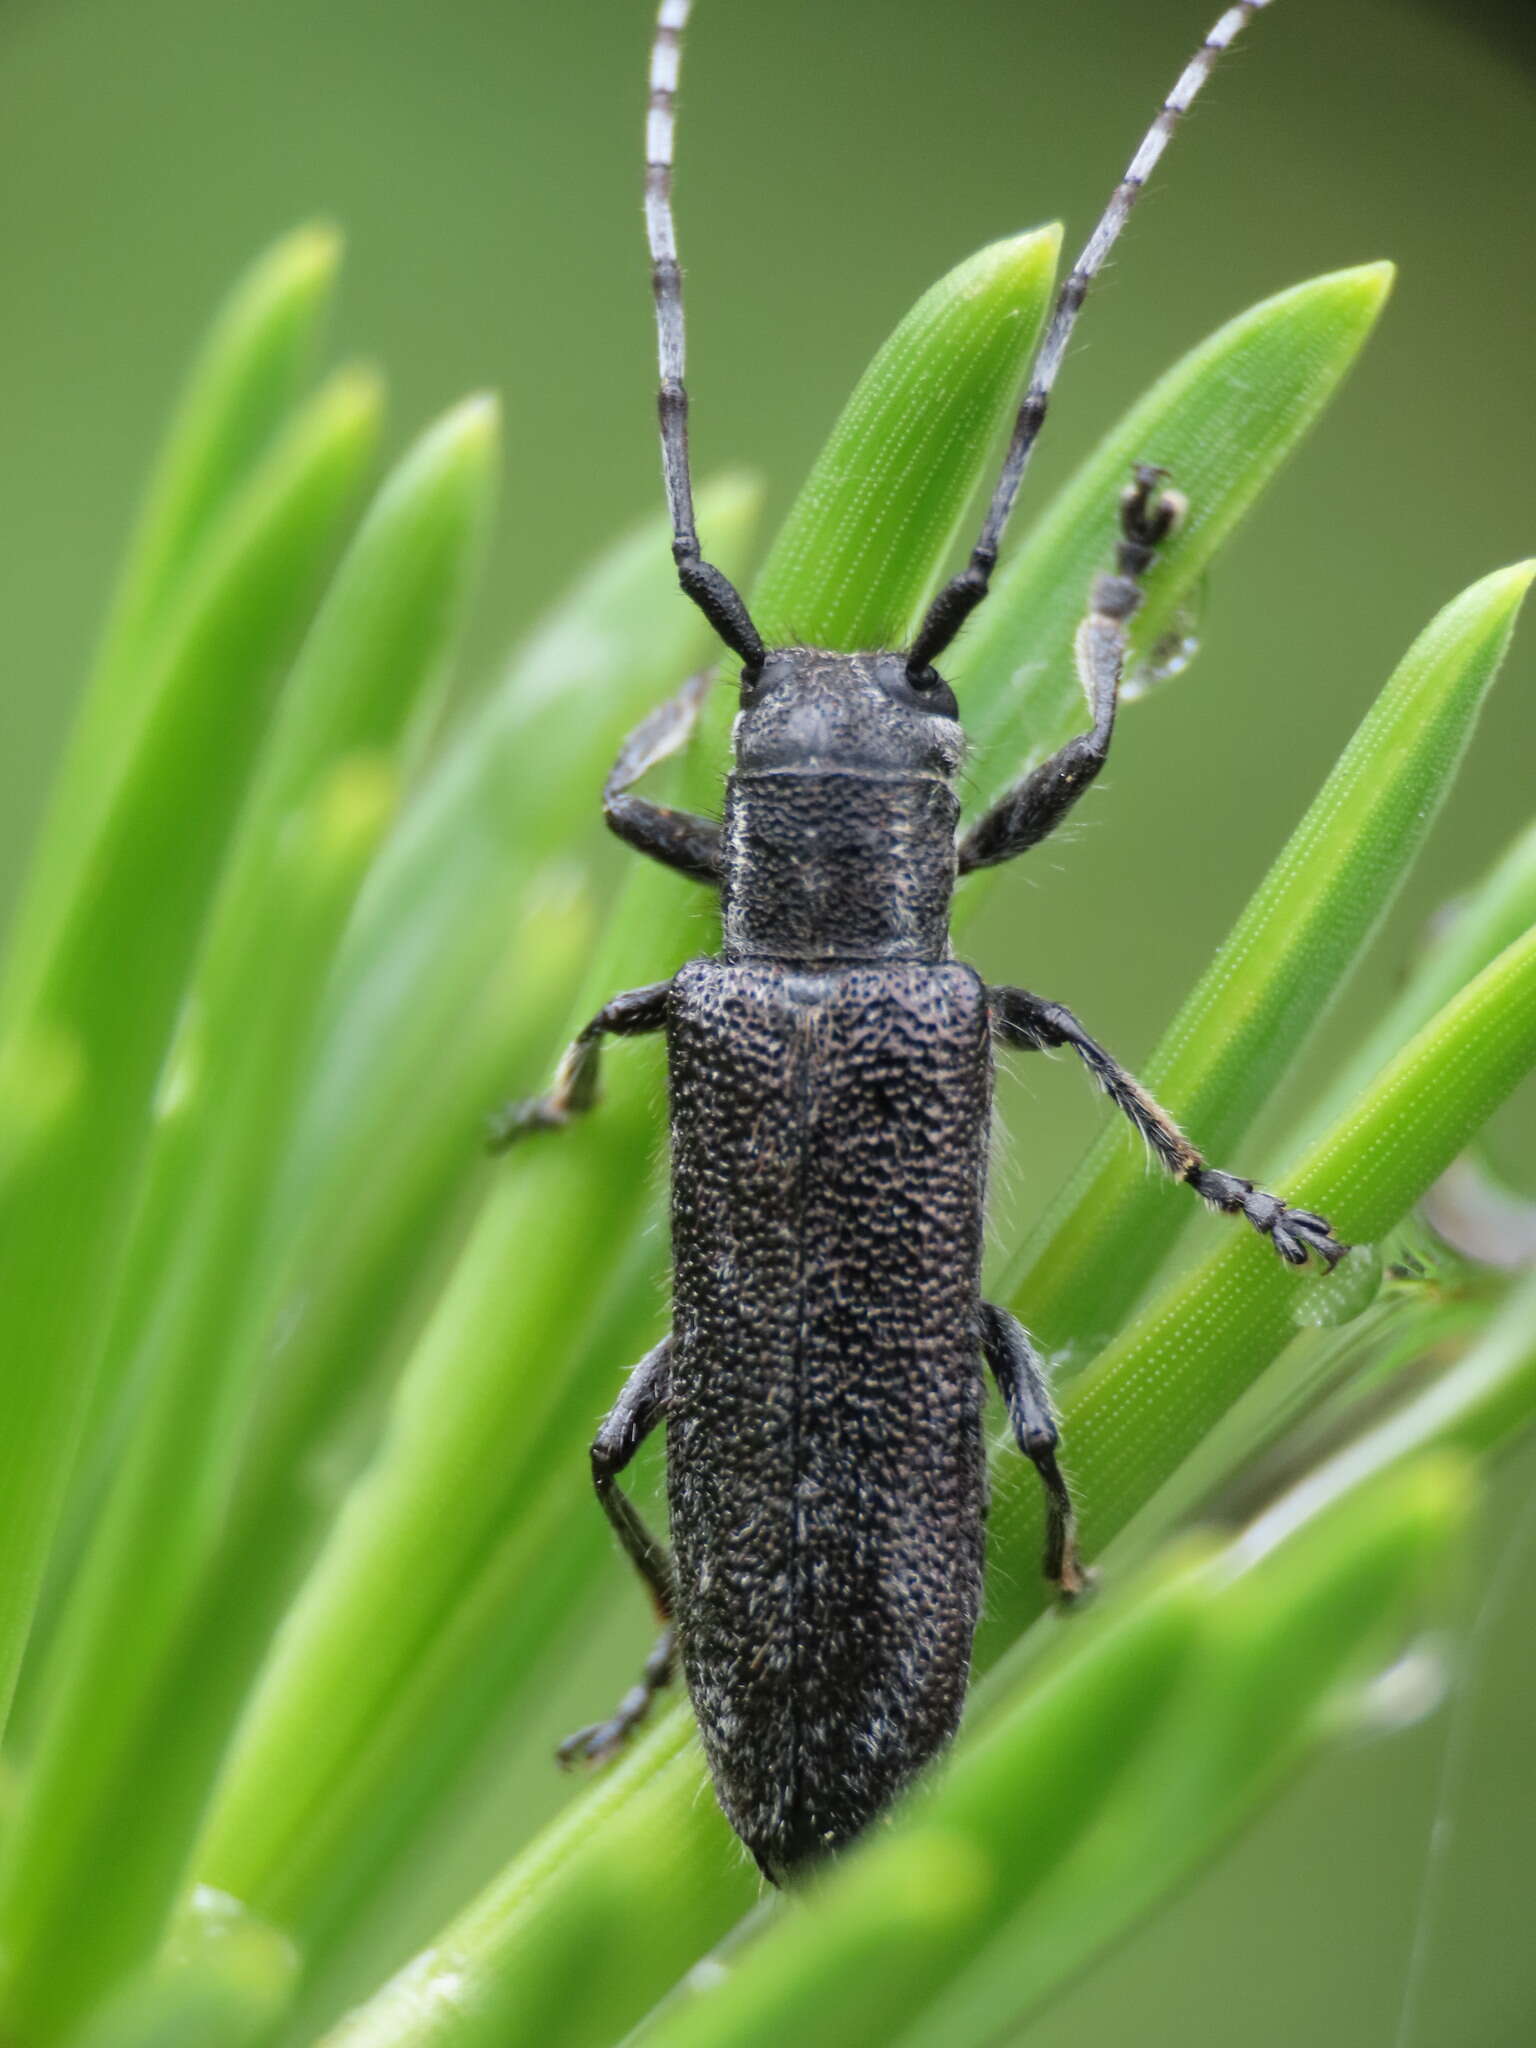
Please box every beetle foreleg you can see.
[487,978,672,1150]
[991,985,1348,1269]
[980,1302,1090,1600]
[558,1334,677,1769]
[604,671,723,884]
[958,466,1181,874]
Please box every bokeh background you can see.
[0,0,1531,2041]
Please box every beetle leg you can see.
[604,669,723,884]
[559,1335,678,1769]
[957,466,1181,875]
[980,1302,1090,1600]
[487,978,672,1150]
[991,985,1348,1269]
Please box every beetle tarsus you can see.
[1185,1167,1349,1268]
[488,980,673,1154]
[484,1098,567,1151]
[957,460,1179,875]
[555,1337,677,1770]
[981,1301,1089,1600]
[556,1628,675,1770]
[603,673,724,885]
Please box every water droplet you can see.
[1291,1241,1384,1329]
[1122,582,1206,702]
[162,1885,300,2015]
[153,1004,202,1122]
[365,1948,473,2024]
[687,1958,731,1994]
[1328,1635,1455,1741]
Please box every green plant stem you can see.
[749,229,1060,651]
[903,1456,1477,2048]
[1232,1262,1536,1553]
[0,368,381,1743]
[0,400,496,2045]
[1296,814,1536,1151]
[0,225,341,1016]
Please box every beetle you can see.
[491,0,1345,1883]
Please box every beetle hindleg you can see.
[991,985,1348,1269]
[604,669,723,884]
[559,1334,677,1769]
[487,978,672,1150]
[958,466,1181,875]
[981,1302,1090,1600]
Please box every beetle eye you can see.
[904,665,959,718]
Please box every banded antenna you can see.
[907,0,1273,675]
[646,0,765,671]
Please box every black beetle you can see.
[492,0,1344,1883]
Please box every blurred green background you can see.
[0,0,1530,2041]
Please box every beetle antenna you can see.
[907,0,1273,675]
[646,0,765,671]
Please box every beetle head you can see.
[733,649,963,780]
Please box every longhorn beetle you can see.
[492,0,1346,1883]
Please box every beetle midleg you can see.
[603,668,723,884]
[980,1301,1089,1600]
[958,465,1181,875]
[990,985,1347,1269]
[558,1334,677,1769]
[487,977,672,1150]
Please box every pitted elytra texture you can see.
[667,960,989,1875]
[493,0,1344,1882]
